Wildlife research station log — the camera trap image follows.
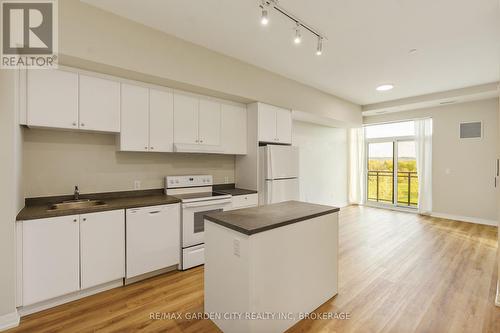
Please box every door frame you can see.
[365,135,416,209]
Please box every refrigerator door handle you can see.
[268,147,273,180]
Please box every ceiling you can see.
[82,0,499,105]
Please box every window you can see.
[365,121,415,139]
[365,121,418,208]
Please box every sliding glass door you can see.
[367,142,394,204]
[366,137,418,208]
[396,141,418,207]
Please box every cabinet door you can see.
[275,107,292,144]
[22,215,80,306]
[199,99,221,146]
[120,83,149,151]
[79,75,120,133]
[258,103,277,143]
[126,204,180,278]
[80,210,125,289]
[149,89,174,152]
[27,69,78,129]
[221,103,247,154]
[173,92,199,144]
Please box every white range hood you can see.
[173,143,224,154]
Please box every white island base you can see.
[205,209,338,333]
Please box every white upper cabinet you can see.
[199,99,221,146]
[27,69,79,130]
[222,103,247,155]
[173,92,224,150]
[120,83,149,152]
[149,89,174,152]
[79,75,120,133]
[27,69,120,133]
[22,215,80,306]
[258,103,292,144]
[80,210,125,290]
[258,103,278,143]
[173,92,199,145]
[120,85,174,153]
[275,107,292,144]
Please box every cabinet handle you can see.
[72,122,77,126]
[149,210,161,215]
[73,218,77,222]
[82,218,87,222]
[150,146,154,150]
[195,139,199,143]
[200,139,203,143]
[144,146,148,150]
[81,123,85,127]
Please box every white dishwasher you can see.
[126,204,180,279]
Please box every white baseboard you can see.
[496,280,500,307]
[430,212,497,227]
[0,310,20,331]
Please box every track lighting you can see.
[316,37,323,55]
[257,0,326,55]
[293,24,302,44]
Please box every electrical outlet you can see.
[134,180,141,190]
[233,238,240,257]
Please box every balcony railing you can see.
[367,170,418,207]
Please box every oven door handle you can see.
[182,199,231,208]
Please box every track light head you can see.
[261,8,269,25]
[293,23,302,44]
[316,37,323,55]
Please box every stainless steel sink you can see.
[48,199,107,211]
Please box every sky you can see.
[369,141,416,159]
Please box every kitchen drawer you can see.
[230,193,258,210]
[182,244,205,270]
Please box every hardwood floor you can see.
[8,206,500,333]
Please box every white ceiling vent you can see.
[459,121,482,139]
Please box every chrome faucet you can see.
[74,185,80,201]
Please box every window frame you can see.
[364,125,417,210]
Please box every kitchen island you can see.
[204,201,339,333]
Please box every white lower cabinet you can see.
[126,204,180,279]
[20,210,126,307]
[22,215,80,306]
[80,210,125,289]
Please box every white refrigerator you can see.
[259,145,299,205]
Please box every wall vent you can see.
[459,121,482,139]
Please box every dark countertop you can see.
[17,189,181,221]
[213,183,258,196]
[205,200,339,235]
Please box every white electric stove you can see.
[165,175,231,270]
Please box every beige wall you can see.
[364,98,499,222]
[23,129,235,198]
[292,121,348,207]
[57,0,361,126]
[0,71,19,318]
